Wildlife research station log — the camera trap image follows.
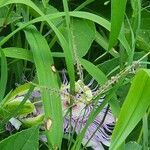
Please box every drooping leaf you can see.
[1,47,64,61]
[110,69,150,149]
[24,26,63,149]
[1,47,33,62]
[0,0,75,95]
[0,126,39,150]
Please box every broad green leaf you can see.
[61,18,95,57]
[109,0,127,49]
[125,142,142,150]
[71,18,95,57]
[24,26,63,149]
[80,58,107,85]
[0,126,39,150]
[110,69,150,150]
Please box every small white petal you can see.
[9,117,22,130]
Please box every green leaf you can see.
[95,32,119,58]
[80,58,107,85]
[125,142,142,150]
[0,97,35,118]
[0,7,21,27]
[0,0,75,96]
[141,9,150,30]
[24,26,63,149]
[130,0,141,34]
[61,18,95,57]
[0,126,39,150]
[0,10,131,57]
[142,113,149,150]
[1,47,33,62]
[71,18,95,57]
[97,57,120,76]
[1,47,64,61]
[109,0,127,49]
[110,69,150,149]
[0,50,7,101]
[62,0,75,94]
[136,30,150,52]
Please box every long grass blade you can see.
[24,26,63,149]
[0,50,7,101]
[109,0,127,49]
[110,69,150,149]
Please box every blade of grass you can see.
[0,0,75,102]
[62,0,75,94]
[131,0,141,35]
[74,0,95,11]
[110,69,150,150]
[95,32,119,58]
[125,15,135,65]
[79,58,107,85]
[24,26,63,149]
[0,10,131,57]
[142,113,149,150]
[1,47,64,61]
[1,47,33,62]
[109,0,127,49]
[0,50,7,101]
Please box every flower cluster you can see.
[5,77,115,150]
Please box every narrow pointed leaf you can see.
[0,50,7,101]
[109,0,127,49]
[80,58,107,85]
[110,69,150,149]
[24,26,63,149]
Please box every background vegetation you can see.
[0,0,149,149]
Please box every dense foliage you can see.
[0,0,149,149]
